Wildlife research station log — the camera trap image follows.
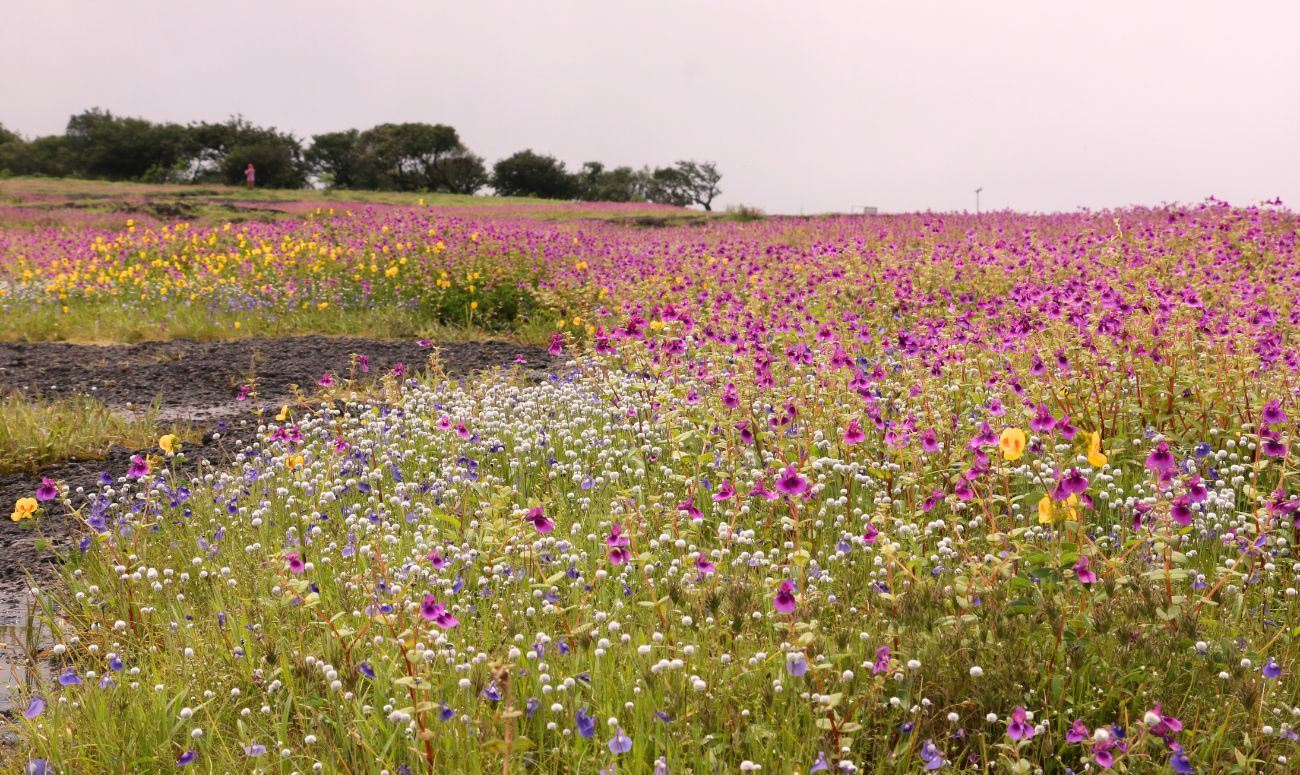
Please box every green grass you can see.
[0,391,199,474]
[0,299,559,346]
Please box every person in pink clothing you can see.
[244,163,256,189]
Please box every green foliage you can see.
[575,161,647,202]
[491,149,578,199]
[0,111,720,203]
[0,391,196,473]
[63,108,194,181]
[646,159,723,211]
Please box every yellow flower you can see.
[1039,493,1080,525]
[159,434,181,455]
[11,497,38,522]
[286,454,305,469]
[1086,431,1108,468]
[1037,496,1054,524]
[276,405,290,422]
[999,428,1026,461]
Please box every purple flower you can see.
[1066,719,1089,743]
[1170,746,1194,774]
[919,739,944,770]
[1006,706,1035,741]
[356,662,376,679]
[525,506,554,534]
[127,455,150,479]
[608,728,633,754]
[862,522,880,545]
[439,702,455,721]
[1062,468,1089,496]
[773,579,798,613]
[25,761,49,775]
[420,594,459,629]
[177,749,197,766]
[921,429,941,453]
[1073,556,1097,585]
[576,707,596,738]
[811,752,830,772]
[774,465,810,496]
[243,741,266,757]
[1146,442,1175,473]
[1093,744,1115,768]
[1263,400,1287,426]
[35,478,58,502]
[23,696,44,719]
[1145,704,1182,738]
[1263,658,1283,679]
[56,667,81,686]
[786,652,809,676]
[872,646,890,674]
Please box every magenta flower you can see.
[748,480,778,500]
[317,371,334,387]
[1006,706,1035,741]
[843,419,866,445]
[127,455,150,479]
[695,552,716,575]
[713,481,736,501]
[1066,719,1089,743]
[607,522,631,564]
[391,361,406,377]
[678,498,704,520]
[437,415,452,430]
[455,420,470,439]
[427,549,447,569]
[862,522,880,545]
[1145,442,1175,473]
[872,645,890,674]
[356,354,369,373]
[420,594,458,629]
[525,506,554,534]
[773,579,798,613]
[1145,704,1182,738]
[1073,555,1097,584]
[1061,468,1089,495]
[921,429,940,453]
[35,478,58,502]
[1263,400,1287,426]
[285,551,305,574]
[774,465,810,496]
[548,332,565,356]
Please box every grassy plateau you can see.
[2,181,1299,773]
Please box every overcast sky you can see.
[3,1,1298,214]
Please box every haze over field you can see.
[3,0,1299,213]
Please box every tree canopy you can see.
[0,110,722,209]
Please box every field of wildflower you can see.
[5,194,1300,773]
